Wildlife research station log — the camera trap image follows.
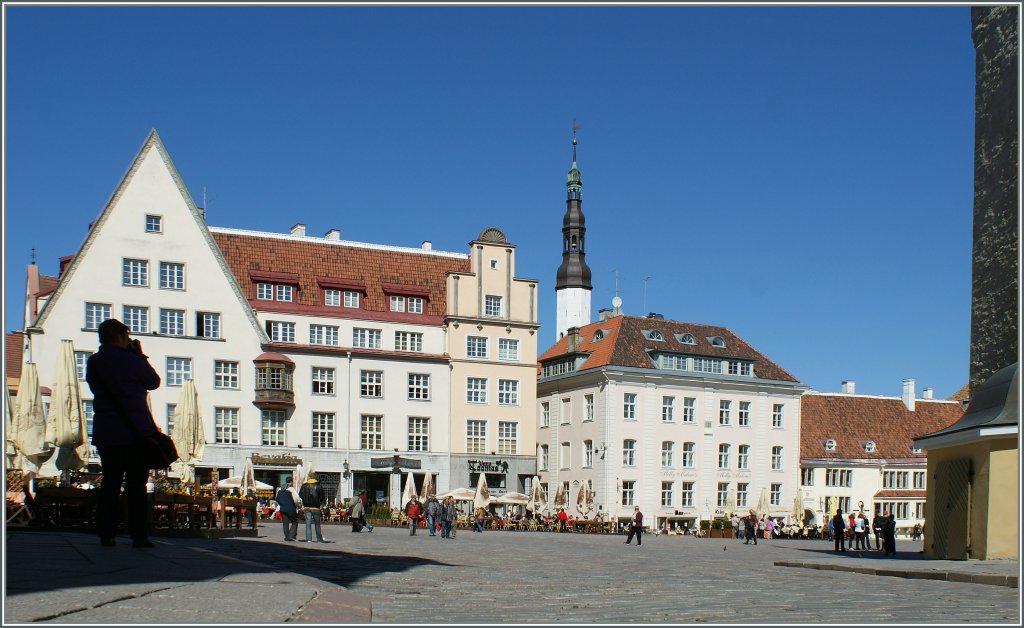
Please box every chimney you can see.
[841,380,856,394]
[421,241,432,250]
[902,378,915,411]
[922,387,933,400]
[598,308,613,322]
[647,312,664,320]
[290,223,306,237]
[566,326,581,353]
[324,229,340,241]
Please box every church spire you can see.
[555,122,593,340]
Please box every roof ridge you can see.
[805,391,960,404]
[209,226,468,259]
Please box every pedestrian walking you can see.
[746,512,758,545]
[405,497,423,535]
[276,479,300,542]
[912,523,922,541]
[832,509,847,552]
[298,472,331,543]
[86,319,161,549]
[557,508,569,532]
[474,506,486,532]
[347,494,365,532]
[764,517,775,541]
[738,516,747,543]
[624,505,644,546]
[440,496,457,539]
[424,495,441,536]
[883,511,897,556]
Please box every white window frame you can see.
[261,410,286,447]
[312,412,335,448]
[466,377,487,404]
[772,404,785,428]
[719,400,732,425]
[160,308,186,336]
[682,397,696,423]
[123,305,149,334]
[85,303,111,330]
[360,415,383,450]
[395,331,423,352]
[408,417,429,452]
[324,288,341,307]
[408,373,430,401]
[275,284,293,302]
[159,261,185,290]
[312,367,335,395]
[466,336,488,359]
[498,338,519,361]
[466,419,487,454]
[407,296,424,313]
[145,214,162,233]
[215,407,240,445]
[621,480,636,506]
[681,482,694,507]
[623,393,637,420]
[310,324,340,346]
[682,442,695,468]
[738,401,751,427]
[484,294,502,317]
[662,396,675,422]
[166,357,192,386]
[661,441,675,467]
[344,291,360,308]
[353,328,382,349]
[661,481,674,508]
[738,444,750,470]
[497,379,519,406]
[497,421,518,455]
[198,311,220,339]
[622,439,637,466]
[390,295,406,312]
[584,394,594,422]
[541,402,550,428]
[213,360,239,389]
[360,370,383,398]
[718,443,731,469]
[122,258,149,287]
[771,446,784,470]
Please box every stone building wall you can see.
[969,6,1019,395]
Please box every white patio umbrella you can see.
[792,492,804,526]
[170,379,205,484]
[754,487,771,519]
[473,471,490,510]
[526,476,545,513]
[724,489,736,520]
[204,476,272,492]
[240,457,256,496]
[492,491,530,505]
[553,481,567,509]
[401,471,418,506]
[420,471,435,499]
[46,340,89,473]
[5,382,18,468]
[437,487,476,501]
[576,483,594,517]
[13,363,52,478]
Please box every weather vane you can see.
[572,117,581,143]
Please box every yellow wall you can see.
[924,436,1018,560]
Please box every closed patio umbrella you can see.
[754,487,771,520]
[420,471,435,499]
[5,381,17,468]
[575,483,594,517]
[46,340,89,473]
[205,475,272,492]
[527,475,545,513]
[401,471,418,506]
[792,492,804,526]
[240,457,256,496]
[13,363,52,478]
[473,471,490,510]
[553,481,566,509]
[170,379,205,484]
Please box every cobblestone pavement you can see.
[189,524,1020,624]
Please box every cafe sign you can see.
[468,459,509,474]
[252,453,303,467]
[370,455,422,470]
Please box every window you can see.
[395,331,423,352]
[312,367,335,395]
[166,357,192,386]
[682,442,695,468]
[583,440,593,467]
[123,305,149,334]
[266,321,295,343]
[312,412,335,448]
[915,502,925,519]
[466,336,488,358]
[882,471,909,489]
[661,441,675,467]
[311,325,340,346]
[738,444,750,470]
[214,361,239,389]
[261,410,286,447]
[256,283,273,300]
[197,312,220,338]
[408,417,429,452]
[728,360,751,376]
[540,444,549,471]
[623,393,637,420]
[353,328,382,349]
[74,351,92,380]
[737,483,749,508]
[708,336,726,348]
[497,380,519,405]
[84,303,111,330]
[682,397,696,423]
[215,407,239,444]
[360,371,383,398]
[275,284,293,302]
[159,309,185,336]
[824,439,837,451]
[390,295,406,312]
[408,297,424,314]
[498,338,519,361]
[772,404,785,428]
[826,469,853,487]
[719,400,732,425]
[584,394,594,421]
[360,415,383,449]
[718,444,731,469]
[408,374,430,400]
[560,398,571,424]
[324,289,341,307]
[694,357,722,373]
[681,482,694,507]
[466,420,487,454]
[647,329,663,341]
[498,421,518,455]
[662,396,675,422]
[541,402,550,428]
[466,378,487,403]
[623,439,637,466]
[484,295,502,317]
[801,468,815,486]
[593,330,605,342]
[661,481,674,508]
[913,471,926,489]
[145,214,162,233]
[771,446,783,470]
[489,259,498,270]
[83,399,94,440]
[621,480,636,506]
[738,401,750,427]
[256,365,292,391]
[166,404,176,434]
[861,441,876,453]
[122,258,149,286]
[160,262,185,290]
[837,496,851,513]
[770,483,782,506]
[717,482,730,508]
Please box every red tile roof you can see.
[37,274,59,297]
[538,314,798,382]
[874,489,926,499]
[5,331,24,384]
[800,393,963,461]
[210,229,470,324]
[948,383,970,401]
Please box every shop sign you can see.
[370,456,421,469]
[468,459,509,473]
[252,453,303,467]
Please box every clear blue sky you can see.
[4,4,976,398]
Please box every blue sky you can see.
[4,4,976,398]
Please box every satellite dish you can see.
[612,296,622,309]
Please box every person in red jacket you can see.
[405,498,423,536]
[557,508,569,532]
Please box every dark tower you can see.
[555,134,592,292]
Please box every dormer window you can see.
[864,441,876,453]
[676,333,696,344]
[824,439,837,451]
[382,282,430,315]
[708,336,726,348]
[911,446,923,454]
[645,330,664,341]
[251,271,299,303]
[593,330,604,341]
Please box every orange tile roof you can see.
[5,331,24,384]
[873,489,927,499]
[948,383,970,401]
[210,230,470,324]
[538,314,798,382]
[37,274,59,297]
[800,393,963,461]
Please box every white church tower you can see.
[555,130,593,340]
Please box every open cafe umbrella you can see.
[45,340,90,474]
[170,379,205,484]
[13,362,53,478]
[240,457,256,496]
[205,475,272,492]
[401,471,418,506]
[492,491,530,505]
[420,471,435,499]
[473,471,490,510]
[438,487,476,501]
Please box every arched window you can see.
[677,333,696,344]
[647,330,663,341]
[824,439,837,451]
[864,441,876,453]
[708,336,726,348]
[592,330,604,341]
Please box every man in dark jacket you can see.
[276,479,300,541]
[624,505,644,546]
[424,496,441,536]
[872,513,884,550]
[298,472,331,543]
[882,511,897,556]
[832,509,847,552]
[86,319,161,549]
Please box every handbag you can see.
[142,431,179,470]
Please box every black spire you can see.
[556,126,592,291]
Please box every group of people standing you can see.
[831,509,898,555]
[403,496,459,538]
[273,473,335,543]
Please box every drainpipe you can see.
[346,351,352,498]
